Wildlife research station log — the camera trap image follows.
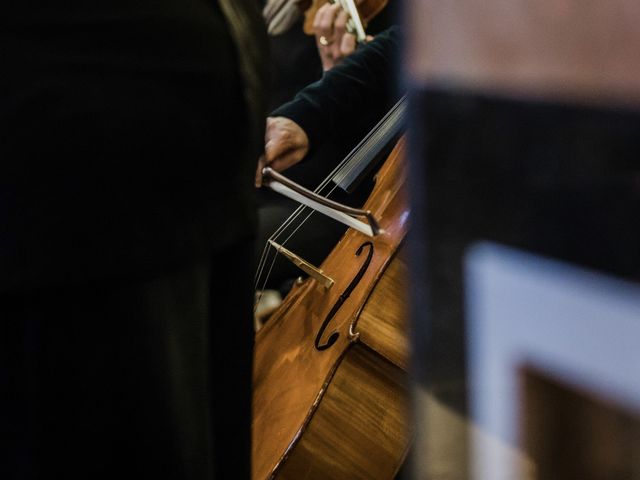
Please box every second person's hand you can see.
[255,116,310,188]
[313,2,357,71]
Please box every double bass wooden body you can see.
[252,138,411,479]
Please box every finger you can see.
[331,10,350,60]
[263,139,281,165]
[267,149,306,173]
[313,3,340,43]
[312,3,331,32]
[333,9,349,39]
[264,132,295,164]
[264,122,292,162]
[263,117,309,168]
[339,32,357,58]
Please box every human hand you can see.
[255,117,310,188]
[313,2,358,71]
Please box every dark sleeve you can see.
[270,25,401,152]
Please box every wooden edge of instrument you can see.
[275,340,414,479]
[349,260,392,340]
[255,279,310,340]
[268,344,357,478]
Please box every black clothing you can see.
[267,17,323,112]
[0,1,268,479]
[1,0,264,292]
[271,25,401,153]
[1,242,255,479]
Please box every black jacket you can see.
[0,0,268,292]
[271,25,402,155]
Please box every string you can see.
[254,95,406,299]
[254,95,407,308]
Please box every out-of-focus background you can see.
[405,2,640,479]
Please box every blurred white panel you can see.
[465,242,640,480]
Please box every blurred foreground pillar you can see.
[405,2,640,478]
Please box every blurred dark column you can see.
[404,2,640,478]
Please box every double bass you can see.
[253,97,411,479]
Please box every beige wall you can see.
[406,1,640,106]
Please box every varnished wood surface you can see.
[356,250,409,371]
[252,139,410,479]
[276,344,411,479]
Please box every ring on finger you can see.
[319,35,332,46]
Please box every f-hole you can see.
[315,242,374,351]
